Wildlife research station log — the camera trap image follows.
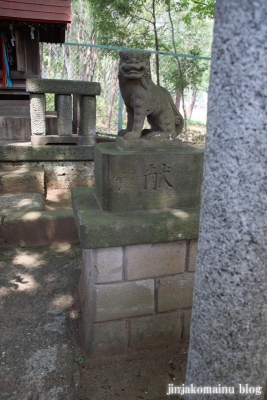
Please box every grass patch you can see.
[187,119,206,126]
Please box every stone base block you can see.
[77,237,197,355]
[94,142,204,212]
[72,187,200,249]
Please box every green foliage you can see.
[179,0,215,24]
[187,119,206,126]
[161,46,210,93]
[75,356,84,364]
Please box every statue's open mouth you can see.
[122,65,144,74]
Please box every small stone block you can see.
[157,273,195,312]
[92,247,123,283]
[91,279,154,322]
[125,241,186,280]
[187,240,198,272]
[86,320,128,354]
[129,311,182,349]
[94,142,204,212]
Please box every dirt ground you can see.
[0,243,188,400]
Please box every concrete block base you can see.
[78,239,196,355]
[72,187,199,355]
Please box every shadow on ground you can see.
[0,243,188,400]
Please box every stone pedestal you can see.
[95,139,203,212]
[72,140,203,356]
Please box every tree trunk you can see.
[107,62,119,132]
[185,1,267,398]
[187,89,197,120]
[152,0,160,86]
[175,91,182,110]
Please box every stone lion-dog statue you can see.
[118,50,184,140]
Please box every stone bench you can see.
[26,79,100,146]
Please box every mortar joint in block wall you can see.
[78,239,198,355]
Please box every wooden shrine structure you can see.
[0,0,72,97]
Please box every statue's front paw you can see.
[124,131,141,140]
[118,129,128,137]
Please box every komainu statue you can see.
[118,50,184,140]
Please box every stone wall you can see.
[78,239,198,356]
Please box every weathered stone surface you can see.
[118,50,183,140]
[157,273,195,312]
[85,320,128,355]
[129,312,182,349]
[94,142,204,212]
[91,280,154,322]
[182,310,192,339]
[57,95,72,136]
[26,78,100,96]
[125,241,186,280]
[0,193,44,215]
[43,161,94,190]
[11,145,94,161]
[0,166,45,194]
[30,94,46,135]
[2,209,79,248]
[94,247,123,283]
[0,145,14,161]
[80,96,96,144]
[187,240,198,272]
[116,136,182,150]
[185,1,267,395]
[83,247,123,283]
[0,116,31,141]
[72,187,200,249]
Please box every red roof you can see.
[0,0,72,24]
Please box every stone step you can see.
[0,209,79,248]
[0,193,45,215]
[0,112,57,140]
[0,166,45,195]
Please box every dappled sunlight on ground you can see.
[12,252,46,268]
[49,242,73,252]
[9,273,39,293]
[0,244,82,399]
[50,294,74,311]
